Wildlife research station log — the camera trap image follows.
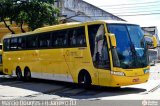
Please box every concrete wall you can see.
[56,0,125,22]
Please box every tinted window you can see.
[3,39,10,51]
[88,24,110,69]
[108,24,148,68]
[52,30,68,47]
[17,37,26,50]
[39,33,51,48]
[10,37,18,50]
[3,27,86,51]
[26,35,38,49]
[76,27,86,46]
[68,27,86,47]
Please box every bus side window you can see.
[68,27,86,47]
[52,30,67,48]
[52,31,57,47]
[17,37,26,50]
[71,30,76,45]
[55,31,62,47]
[58,30,67,46]
[68,29,74,46]
[76,27,86,46]
[39,32,51,48]
[10,37,18,50]
[26,35,38,49]
[3,39,10,51]
[88,24,110,69]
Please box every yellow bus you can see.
[2,20,157,87]
[0,43,2,73]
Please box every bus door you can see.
[51,30,71,82]
[88,24,111,86]
[64,26,87,81]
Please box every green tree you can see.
[0,0,59,33]
[0,0,15,34]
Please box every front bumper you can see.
[110,73,149,87]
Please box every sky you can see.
[83,0,160,37]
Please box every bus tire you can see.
[24,67,31,81]
[78,70,91,88]
[16,67,23,80]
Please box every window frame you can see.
[3,25,87,51]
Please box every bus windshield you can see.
[108,24,148,69]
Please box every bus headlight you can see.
[111,71,125,76]
[144,69,150,74]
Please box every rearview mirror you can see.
[144,34,157,49]
[108,33,117,48]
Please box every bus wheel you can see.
[16,67,23,80]
[24,68,31,81]
[78,71,91,88]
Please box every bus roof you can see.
[35,20,134,32]
[34,22,81,32]
[3,20,138,39]
[103,20,137,25]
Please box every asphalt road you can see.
[0,64,160,106]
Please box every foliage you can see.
[0,0,15,33]
[0,0,59,33]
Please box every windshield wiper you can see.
[130,43,138,66]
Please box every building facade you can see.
[142,26,159,45]
[56,0,125,22]
[0,0,125,41]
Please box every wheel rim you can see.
[26,71,30,78]
[83,75,87,84]
[17,71,21,79]
[80,74,87,84]
[17,73,20,78]
[25,70,31,80]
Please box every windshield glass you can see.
[108,24,148,69]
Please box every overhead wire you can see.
[76,13,160,17]
[76,1,160,17]
[117,13,160,16]
[112,10,160,15]
[98,1,160,7]
[97,1,160,17]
